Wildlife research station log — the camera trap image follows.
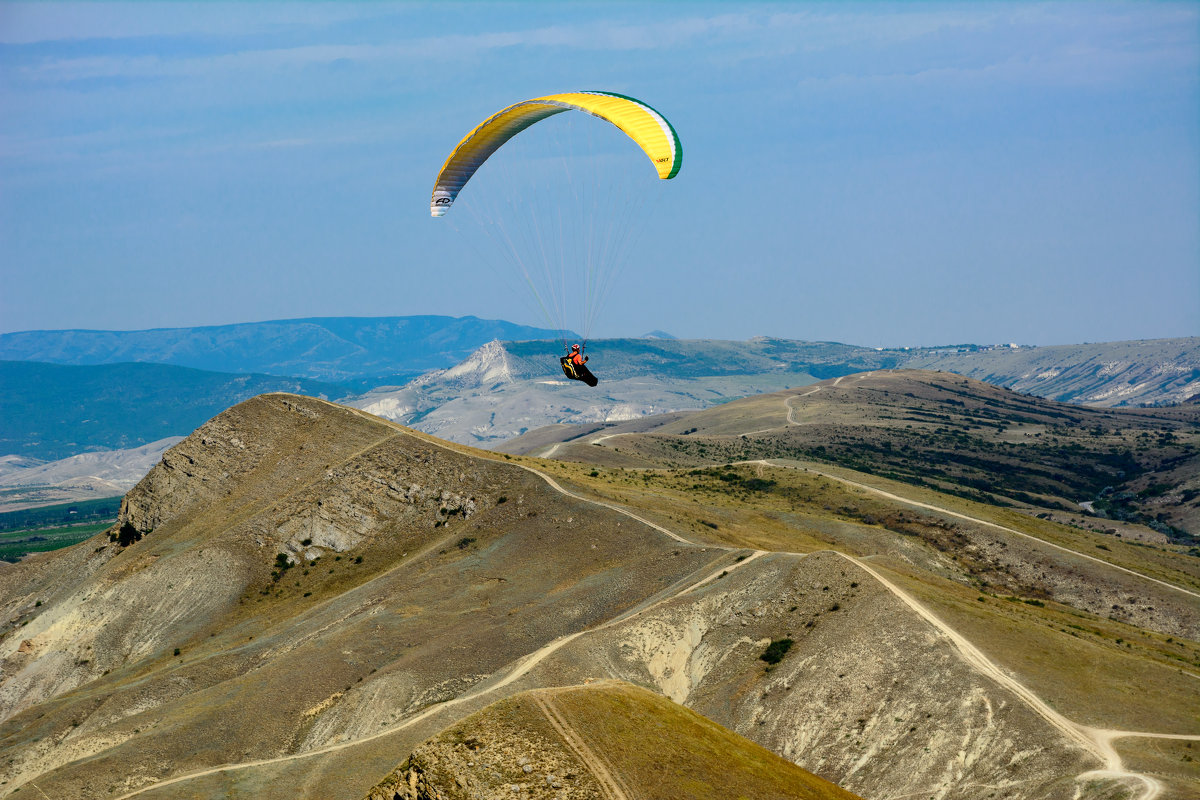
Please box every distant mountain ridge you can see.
[347,337,873,446]
[0,316,566,382]
[350,336,1200,447]
[3,328,1194,463]
[905,337,1200,406]
[4,317,1194,405]
[0,437,183,512]
[457,337,905,382]
[0,361,342,460]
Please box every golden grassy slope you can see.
[365,680,862,800]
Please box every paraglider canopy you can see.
[429,90,681,358]
[431,91,682,217]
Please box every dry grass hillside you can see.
[0,395,723,798]
[0,389,1194,799]
[504,551,1113,800]
[493,371,1200,797]
[365,680,862,800]
[517,370,1200,538]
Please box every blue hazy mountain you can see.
[4,331,1195,462]
[0,361,343,461]
[0,316,568,383]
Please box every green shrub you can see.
[760,638,794,665]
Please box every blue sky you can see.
[1,2,1196,347]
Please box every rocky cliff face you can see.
[906,337,1200,407]
[365,692,601,800]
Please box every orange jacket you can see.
[571,351,586,366]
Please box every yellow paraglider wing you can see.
[431,91,681,217]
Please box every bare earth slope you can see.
[0,395,722,798]
[0,392,1189,799]
[510,550,1110,800]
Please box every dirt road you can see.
[102,402,1193,800]
[534,689,632,800]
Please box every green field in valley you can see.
[0,522,111,562]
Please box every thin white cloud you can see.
[0,2,397,44]
[9,4,1195,90]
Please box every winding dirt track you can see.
[575,390,1197,800]
[780,385,1199,601]
[108,405,764,800]
[102,401,1194,800]
[783,457,1200,602]
[111,546,762,800]
[533,690,632,800]
[843,553,1163,800]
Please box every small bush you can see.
[354,556,363,564]
[115,521,143,547]
[301,538,313,546]
[456,537,477,550]
[173,648,181,656]
[497,496,508,504]
[271,553,293,582]
[760,638,794,665]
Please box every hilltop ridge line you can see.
[73,397,1188,800]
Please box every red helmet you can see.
[571,344,580,351]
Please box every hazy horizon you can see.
[4,311,1197,353]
